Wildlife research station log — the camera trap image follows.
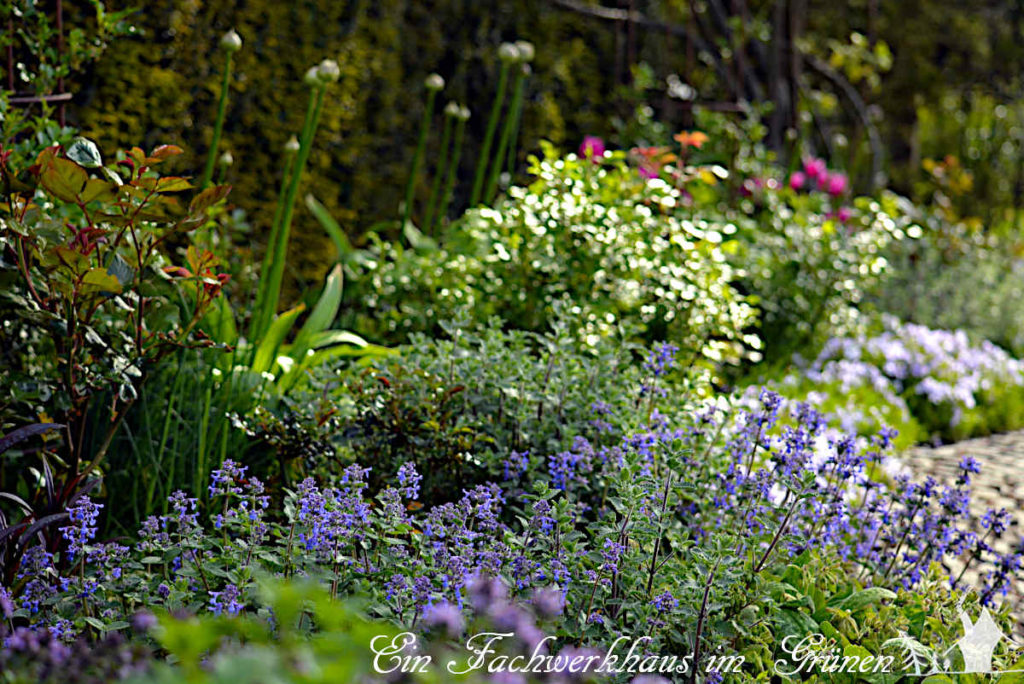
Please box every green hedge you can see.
[70,0,631,292]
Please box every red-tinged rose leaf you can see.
[38,155,88,203]
[153,195,186,216]
[127,147,146,168]
[147,145,184,164]
[92,212,136,227]
[155,177,193,192]
[79,178,119,204]
[52,247,90,275]
[189,184,232,214]
[33,146,58,167]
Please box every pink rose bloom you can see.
[789,171,806,191]
[825,172,848,196]
[837,206,852,222]
[803,157,827,180]
[579,136,606,161]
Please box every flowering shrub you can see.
[0,141,232,478]
[315,316,704,501]
[730,168,916,364]
[3,388,1021,680]
[790,315,1024,441]
[346,145,759,367]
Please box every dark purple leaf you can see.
[0,423,64,455]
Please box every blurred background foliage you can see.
[57,0,1024,297]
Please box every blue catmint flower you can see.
[423,600,464,636]
[958,455,981,475]
[650,590,678,613]
[60,497,102,562]
[397,462,422,499]
[209,584,243,616]
[502,450,530,480]
[644,342,680,377]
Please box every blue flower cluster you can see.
[801,315,1024,429]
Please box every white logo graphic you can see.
[953,608,1006,673]
[884,600,1022,676]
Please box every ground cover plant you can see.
[5,5,1024,683]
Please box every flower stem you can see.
[469,61,511,207]
[402,88,438,230]
[251,84,326,341]
[200,51,234,190]
[436,114,467,234]
[423,111,453,237]
[484,64,528,204]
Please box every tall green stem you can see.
[505,90,524,178]
[485,64,528,204]
[469,60,511,207]
[436,112,468,235]
[252,140,299,345]
[200,51,234,190]
[423,111,453,237]
[251,84,326,341]
[402,87,439,230]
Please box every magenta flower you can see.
[825,172,848,196]
[579,136,606,161]
[789,171,806,191]
[638,166,659,180]
[827,206,853,223]
[803,157,827,181]
[740,177,763,197]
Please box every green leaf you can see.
[830,587,896,613]
[82,616,107,632]
[51,246,90,275]
[289,264,343,361]
[106,254,135,288]
[402,220,438,253]
[200,294,238,345]
[66,137,103,168]
[79,178,119,204]
[308,329,369,349]
[305,193,356,262]
[251,304,305,375]
[39,155,88,202]
[156,176,194,192]
[189,184,232,214]
[81,268,123,295]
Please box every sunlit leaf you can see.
[66,138,103,168]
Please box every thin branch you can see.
[549,0,739,98]
[804,54,885,189]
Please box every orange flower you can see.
[674,130,709,149]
